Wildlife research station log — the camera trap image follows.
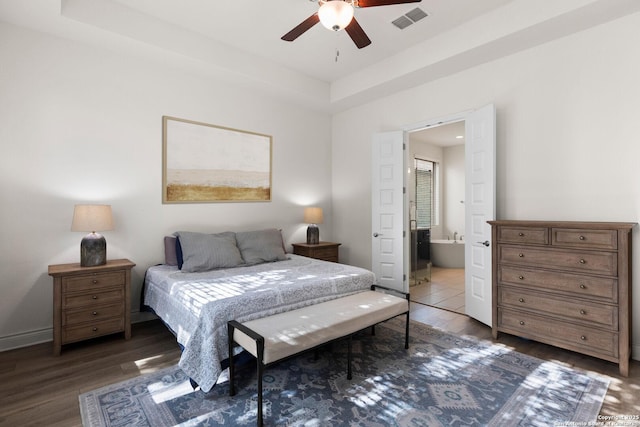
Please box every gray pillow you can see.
[174,231,244,272]
[235,229,287,265]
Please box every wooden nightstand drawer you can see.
[292,242,341,263]
[62,317,125,344]
[62,303,124,326]
[62,288,124,309]
[62,271,125,293]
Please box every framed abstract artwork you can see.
[162,116,272,203]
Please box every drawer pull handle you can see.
[518,232,524,237]
[92,327,98,332]
[580,310,586,315]
[518,298,525,303]
[92,280,98,284]
[579,235,585,240]
[92,296,98,300]
[580,335,587,341]
[518,275,524,280]
[579,284,586,289]
[92,311,98,316]
[518,253,524,258]
[579,259,586,264]
[519,321,525,325]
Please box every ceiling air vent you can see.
[406,7,428,23]
[392,15,413,30]
[392,7,428,30]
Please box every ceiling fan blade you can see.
[345,17,371,49]
[281,13,320,42]
[357,0,421,7]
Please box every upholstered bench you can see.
[227,285,410,426]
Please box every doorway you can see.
[408,121,466,315]
[371,104,495,325]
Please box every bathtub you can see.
[430,240,465,268]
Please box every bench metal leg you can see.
[257,339,265,427]
[405,311,410,349]
[405,292,410,349]
[347,334,353,380]
[228,323,236,396]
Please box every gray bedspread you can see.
[143,254,375,391]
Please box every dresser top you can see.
[488,220,636,230]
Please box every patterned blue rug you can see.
[79,319,608,426]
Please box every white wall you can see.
[0,22,333,350]
[332,12,640,357]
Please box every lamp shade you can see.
[318,0,354,32]
[304,207,323,224]
[71,204,114,232]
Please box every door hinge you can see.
[403,274,406,282]
[403,143,406,150]
[403,230,406,238]
[403,187,406,194]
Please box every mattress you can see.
[143,254,375,391]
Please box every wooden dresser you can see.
[292,242,341,263]
[48,259,135,355]
[488,220,634,376]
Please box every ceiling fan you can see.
[282,0,422,49]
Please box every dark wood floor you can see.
[0,306,638,426]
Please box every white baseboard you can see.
[2,317,639,364]
[0,310,159,353]
[0,327,52,353]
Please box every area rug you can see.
[79,319,609,426]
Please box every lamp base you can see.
[80,232,107,267]
[306,225,319,245]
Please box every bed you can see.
[142,229,375,392]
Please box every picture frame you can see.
[162,116,272,203]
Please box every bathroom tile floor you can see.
[410,266,465,314]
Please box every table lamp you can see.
[304,207,323,245]
[71,204,114,267]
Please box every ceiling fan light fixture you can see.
[318,1,354,32]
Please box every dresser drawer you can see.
[497,226,549,245]
[498,266,617,301]
[62,288,124,309]
[62,303,124,326]
[552,228,617,250]
[498,246,617,276]
[498,308,618,358]
[62,317,125,344]
[62,271,125,293]
[498,287,617,328]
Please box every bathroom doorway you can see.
[408,121,466,314]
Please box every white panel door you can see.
[372,131,408,293]
[464,104,496,326]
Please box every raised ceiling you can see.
[1,0,639,111]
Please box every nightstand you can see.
[48,258,135,356]
[292,242,341,263]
